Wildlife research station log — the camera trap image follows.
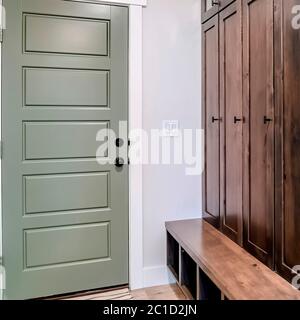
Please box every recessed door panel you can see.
[23,121,109,160]
[24,223,110,268]
[24,68,109,108]
[24,172,109,214]
[219,2,243,244]
[24,13,109,56]
[202,15,220,227]
[243,0,275,268]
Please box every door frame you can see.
[0,0,146,294]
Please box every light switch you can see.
[162,120,179,137]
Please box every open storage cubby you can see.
[167,230,221,300]
[166,219,300,300]
[198,268,221,300]
[167,232,179,281]
[166,226,222,300]
[181,249,197,300]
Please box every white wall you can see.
[142,0,202,286]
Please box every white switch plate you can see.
[162,120,179,137]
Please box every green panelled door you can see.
[2,0,129,299]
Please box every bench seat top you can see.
[166,219,300,300]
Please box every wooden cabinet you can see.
[219,1,243,244]
[202,15,220,228]
[202,0,300,282]
[202,0,236,22]
[275,0,300,282]
[242,0,275,268]
[202,0,219,22]
[202,1,243,241]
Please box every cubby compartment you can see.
[181,249,197,300]
[167,232,179,281]
[166,219,300,300]
[198,268,221,300]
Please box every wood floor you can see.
[132,284,186,300]
[56,285,186,301]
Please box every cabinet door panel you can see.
[202,0,219,22]
[275,0,300,282]
[202,0,235,23]
[202,15,220,227]
[243,0,275,268]
[219,2,243,244]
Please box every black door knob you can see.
[115,157,125,168]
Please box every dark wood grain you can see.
[201,0,219,23]
[242,0,275,268]
[166,219,300,300]
[275,0,300,282]
[201,0,235,23]
[219,1,243,245]
[202,15,220,228]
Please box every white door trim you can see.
[128,5,144,290]
[0,0,145,293]
[0,0,3,264]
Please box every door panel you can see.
[24,14,109,56]
[219,2,243,244]
[24,172,109,214]
[202,15,220,227]
[24,121,109,160]
[24,68,109,107]
[25,222,110,268]
[2,0,129,299]
[243,0,275,268]
[275,0,300,282]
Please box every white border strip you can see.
[128,4,143,290]
[0,0,2,261]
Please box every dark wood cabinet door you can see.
[275,0,300,282]
[243,0,275,268]
[202,0,235,23]
[219,1,243,244]
[202,15,220,228]
[202,0,219,22]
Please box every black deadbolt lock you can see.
[115,138,124,147]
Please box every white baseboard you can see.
[143,265,176,288]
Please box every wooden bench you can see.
[166,219,300,300]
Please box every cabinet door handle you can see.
[212,0,220,5]
[212,116,221,123]
[234,116,244,124]
[264,116,272,124]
